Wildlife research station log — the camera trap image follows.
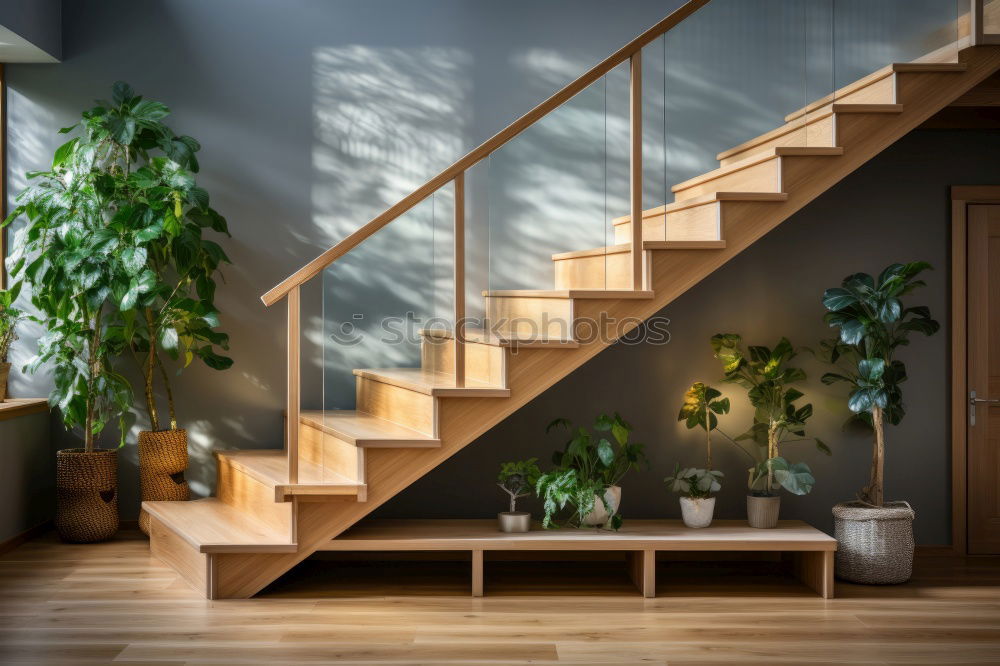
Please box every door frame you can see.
[950,186,1000,555]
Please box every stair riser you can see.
[420,337,507,385]
[719,114,837,166]
[783,71,897,123]
[356,376,437,436]
[148,514,216,599]
[554,251,643,290]
[673,158,780,201]
[216,456,294,537]
[299,419,367,488]
[613,202,721,245]
[485,296,575,341]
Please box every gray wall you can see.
[2,1,986,545]
[0,412,53,541]
[0,0,61,61]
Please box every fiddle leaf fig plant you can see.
[818,262,940,507]
[497,458,541,513]
[678,382,730,469]
[711,334,829,496]
[48,81,232,433]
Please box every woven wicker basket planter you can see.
[138,429,190,535]
[55,448,119,543]
[0,361,10,401]
[833,501,915,584]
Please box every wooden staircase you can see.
[145,3,1000,598]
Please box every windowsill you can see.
[0,399,49,422]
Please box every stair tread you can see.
[300,410,441,447]
[672,146,844,193]
[218,449,365,490]
[483,289,655,299]
[613,193,788,224]
[142,498,297,553]
[353,367,510,396]
[420,328,579,348]
[552,241,726,261]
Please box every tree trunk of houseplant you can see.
[0,361,10,402]
[55,448,119,543]
[833,406,915,583]
[137,429,190,535]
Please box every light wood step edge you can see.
[671,147,844,194]
[419,328,580,349]
[612,192,788,225]
[215,450,366,495]
[784,62,965,122]
[353,368,511,397]
[482,289,655,299]
[552,241,726,261]
[141,500,298,554]
[299,410,441,448]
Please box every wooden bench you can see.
[319,519,838,598]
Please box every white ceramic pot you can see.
[582,485,621,526]
[679,496,716,528]
[747,494,781,528]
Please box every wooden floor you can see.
[1,530,999,664]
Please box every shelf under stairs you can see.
[145,40,1000,598]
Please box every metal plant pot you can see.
[833,501,915,584]
[497,511,531,533]
[679,496,716,528]
[747,494,780,529]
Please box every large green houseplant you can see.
[820,262,939,584]
[0,288,24,401]
[673,382,730,527]
[536,413,646,530]
[712,334,828,528]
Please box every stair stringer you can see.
[207,45,1000,599]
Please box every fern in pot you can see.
[0,288,24,401]
[496,459,541,532]
[819,262,939,584]
[712,334,829,528]
[76,83,234,534]
[672,382,730,527]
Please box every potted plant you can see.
[67,83,233,534]
[819,262,940,584]
[665,464,723,528]
[0,287,24,401]
[536,413,647,530]
[496,458,541,532]
[712,334,828,528]
[673,382,730,527]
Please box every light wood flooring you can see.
[1,530,998,664]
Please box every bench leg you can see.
[471,549,484,597]
[626,549,656,598]
[793,550,834,599]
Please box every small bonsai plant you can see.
[0,288,25,401]
[496,458,541,532]
[819,262,940,507]
[536,413,646,530]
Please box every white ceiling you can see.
[0,24,59,63]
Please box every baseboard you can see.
[0,521,52,556]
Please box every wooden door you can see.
[968,205,1000,554]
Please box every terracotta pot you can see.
[747,494,780,529]
[138,429,190,535]
[0,361,10,402]
[680,496,716,528]
[55,448,119,543]
[582,485,621,527]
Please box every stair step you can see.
[353,367,510,397]
[671,147,843,200]
[552,241,726,261]
[483,289,654,299]
[217,449,366,499]
[784,62,965,122]
[613,192,789,224]
[300,410,440,447]
[142,498,297,554]
[420,328,580,348]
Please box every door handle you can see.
[970,390,999,426]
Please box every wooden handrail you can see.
[260,0,711,306]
